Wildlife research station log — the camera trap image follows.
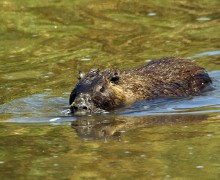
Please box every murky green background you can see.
[0,0,220,179]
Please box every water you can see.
[0,0,220,179]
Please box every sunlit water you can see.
[0,0,220,179]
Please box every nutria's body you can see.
[69,57,212,114]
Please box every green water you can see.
[0,0,220,179]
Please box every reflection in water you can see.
[0,0,220,179]
[71,114,208,141]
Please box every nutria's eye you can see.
[100,86,105,93]
[95,85,105,93]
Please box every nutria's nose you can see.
[70,93,92,113]
[72,104,88,111]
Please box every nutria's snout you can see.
[70,93,93,114]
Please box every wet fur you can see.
[69,57,212,113]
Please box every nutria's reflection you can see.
[71,118,124,141]
[71,114,207,141]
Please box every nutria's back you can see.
[69,57,212,114]
[118,57,211,100]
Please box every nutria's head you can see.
[69,69,126,114]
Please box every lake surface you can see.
[0,0,220,179]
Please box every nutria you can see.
[69,57,212,114]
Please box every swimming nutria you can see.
[69,57,212,114]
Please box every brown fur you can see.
[69,57,212,114]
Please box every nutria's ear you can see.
[109,71,120,84]
[78,71,85,80]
